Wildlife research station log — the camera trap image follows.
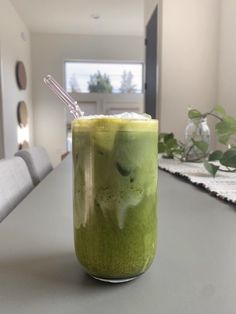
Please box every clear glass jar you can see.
[185,117,210,161]
[72,117,158,283]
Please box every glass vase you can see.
[185,117,210,161]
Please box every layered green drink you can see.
[72,113,158,282]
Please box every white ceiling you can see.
[10,0,144,36]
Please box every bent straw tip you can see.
[43,74,84,118]
[43,74,53,84]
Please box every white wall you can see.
[144,0,220,147]
[217,0,236,118]
[159,0,220,144]
[0,0,33,158]
[0,44,4,158]
[144,0,159,23]
[31,33,144,166]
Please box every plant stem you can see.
[218,168,236,173]
[205,112,223,121]
[185,156,205,163]
[184,144,194,161]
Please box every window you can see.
[65,61,143,94]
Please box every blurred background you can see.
[0,0,235,166]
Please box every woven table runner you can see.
[159,157,236,205]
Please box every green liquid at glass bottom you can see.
[72,117,158,283]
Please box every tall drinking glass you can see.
[72,116,158,283]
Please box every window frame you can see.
[64,60,144,94]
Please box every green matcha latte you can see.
[72,113,158,283]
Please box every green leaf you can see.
[220,149,236,168]
[165,138,178,149]
[159,133,169,141]
[173,145,185,154]
[204,161,219,177]
[192,139,209,153]
[214,105,226,117]
[164,133,174,142]
[159,133,175,146]
[158,142,166,153]
[188,109,202,120]
[224,116,236,124]
[208,150,223,161]
[215,117,236,144]
[158,132,183,158]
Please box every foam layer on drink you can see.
[77,112,152,120]
[72,113,157,136]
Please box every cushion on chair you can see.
[15,146,53,186]
[0,157,34,222]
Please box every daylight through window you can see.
[65,62,143,94]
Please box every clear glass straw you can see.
[43,75,84,118]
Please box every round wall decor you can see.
[16,61,27,90]
[17,101,28,127]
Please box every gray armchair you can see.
[15,146,53,186]
[0,157,34,222]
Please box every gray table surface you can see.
[0,155,236,314]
